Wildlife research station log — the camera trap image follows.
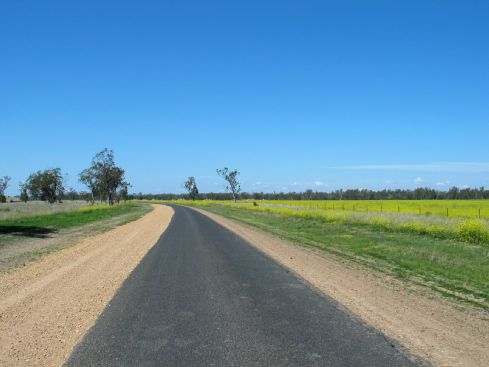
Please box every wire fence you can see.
[257,200,488,219]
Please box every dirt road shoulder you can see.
[193,207,489,367]
[0,204,173,367]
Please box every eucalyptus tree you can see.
[24,169,64,203]
[79,149,129,205]
[79,167,99,203]
[184,176,199,200]
[216,167,240,202]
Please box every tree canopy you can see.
[184,176,199,200]
[24,168,64,203]
[216,167,241,202]
[79,149,129,205]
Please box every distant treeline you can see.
[127,186,489,201]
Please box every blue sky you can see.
[1,0,488,195]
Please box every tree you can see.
[0,176,10,203]
[25,169,64,203]
[19,181,29,202]
[216,167,241,202]
[118,182,131,203]
[79,167,98,203]
[80,149,129,205]
[184,176,199,200]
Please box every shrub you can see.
[456,220,489,244]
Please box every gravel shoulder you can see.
[193,207,489,367]
[0,204,174,367]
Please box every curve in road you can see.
[64,205,418,367]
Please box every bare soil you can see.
[195,207,489,367]
[0,204,174,367]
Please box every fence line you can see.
[265,200,487,219]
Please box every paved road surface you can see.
[65,205,418,366]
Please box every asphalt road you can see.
[64,205,418,367]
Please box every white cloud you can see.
[337,162,489,173]
[414,177,424,185]
[436,180,451,187]
[384,180,394,184]
[313,180,327,187]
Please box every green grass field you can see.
[0,200,90,220]
[0,202,151,234]
[149,199,489,310]
[0,202,153,271]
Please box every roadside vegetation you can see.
[0,147,150,270]
[0,200,89,221]
[151,199,489,310]
[0,202,149,234]
[0,202,152,271]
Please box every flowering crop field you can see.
[249,199,489,219]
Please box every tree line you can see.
[132,186,489,201]
[1,149,129,204]
[3,161,489,203]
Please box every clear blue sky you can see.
[1,0,488,195]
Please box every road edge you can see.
[188,205,489,367]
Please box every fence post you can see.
[398,205,400,213]
[381,203,383,212]
[479,208,481,218]
[446,208,449,217]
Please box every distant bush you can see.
[456,220,489,245]
[0,195,6,203]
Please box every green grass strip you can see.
[0,203,146,231]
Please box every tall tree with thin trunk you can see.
[184,176,199,200]
[216,167,240,202]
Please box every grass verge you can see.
[0,203,148,234]
[0,203,153,270]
